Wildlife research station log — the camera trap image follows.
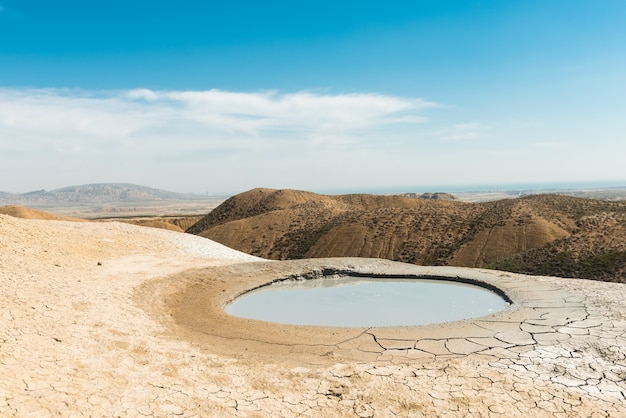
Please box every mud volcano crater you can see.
[225,272,511,327]
[159,258,551,364]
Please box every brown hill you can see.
[0,205,87,222]
[187,189,626,282]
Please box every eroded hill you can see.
[187,188,626,282]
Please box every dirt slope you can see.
[188,189,626,282]
[0,205,87,222]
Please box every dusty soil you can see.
[1,214,625,417]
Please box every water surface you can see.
[225,276,508,327]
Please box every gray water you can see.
[225,276,508,327]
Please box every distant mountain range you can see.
[0,183,211,205]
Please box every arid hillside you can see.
[0,205,87,222]
[187,188,626,282]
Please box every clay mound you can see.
[197,201,345,259]
[188,188,626,281]
[187,188,342,234]
[0,205,87,222]
[189,188,479,262]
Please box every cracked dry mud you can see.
[1,214,625,417]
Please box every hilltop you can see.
[187,188,626,282]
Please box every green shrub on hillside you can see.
[490,250,626,283]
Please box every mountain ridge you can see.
[0,183,210,204]
[187,188,626,282]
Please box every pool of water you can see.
[225,276,509,327]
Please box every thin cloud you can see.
[0,88,439,191]
[125,89,436,135]
[436,122,490,141]
[0,88,436,148]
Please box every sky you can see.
[1,0,625,195]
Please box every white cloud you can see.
[0,88,433,150]
[125,89,435,135]
[0,88,437,192]
[4,87,617,194]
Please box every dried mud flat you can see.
[1,214,625,417]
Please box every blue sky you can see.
[1,0,625,194]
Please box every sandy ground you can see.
[1,214,625,417]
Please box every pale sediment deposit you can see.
[1,214,625,417]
